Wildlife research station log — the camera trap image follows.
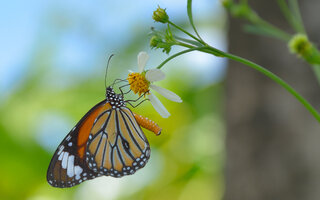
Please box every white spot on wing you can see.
[61,152,69,169]
[67,155,75,177]
[68,142,72,147]
[146,149,150,157]
[58,151,65,161]
[66,135,71,141]
[74,165,83,180]
[57,145,64,155]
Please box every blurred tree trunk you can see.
[224,0,320,200]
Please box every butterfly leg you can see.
[119,84,131,95]
[126,98,149,108]
[112,79,131,96]
[112,78,127,88]
[126,93,145,103]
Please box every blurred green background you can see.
[0,0,227,199]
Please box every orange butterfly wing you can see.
[47,100,108,188]
[47,87,162,187]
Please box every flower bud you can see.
[152,6,169,23]
[288,34,320,65]
[288,34,311,56]
[150,36,160,48]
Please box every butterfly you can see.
[47,86,162,188]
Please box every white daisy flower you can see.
[127,51,182,118]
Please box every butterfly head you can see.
[106,86,125,108]
[106,86,115,96]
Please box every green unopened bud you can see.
[289,34,320,65]
[289,34,311,56]
[150,36,161,48]
[149,35,172,54]
[153,6,169,23]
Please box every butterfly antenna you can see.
[105,54,115,89]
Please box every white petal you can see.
[145,69,166,82]
[148,92,170,118]
[150,84,182,103]
[137,51,149,73]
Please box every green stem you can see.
[224,1,291,41]
[157,46,320,123]
[157,47,206,69]
[251,18,292,41]
[174,35,204,47]
[168,21,205,45]
[277,0,305,34]
[187,0,205,43]
[176,41,197,49]
[222,51,320,123]
[289,0,306,34]
[312,64,320,85]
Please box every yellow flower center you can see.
[127,72,150,96]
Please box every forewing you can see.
[47,100,107,188]
[86,106,151,177]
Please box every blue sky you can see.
[0,0,226,101]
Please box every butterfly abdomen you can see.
[133,113,162,136]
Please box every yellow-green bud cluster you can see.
[288,34,320,65]
[149,35,172,54]
[153,6,169,23]
[289,34,311,56]
[150,36,161,48]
